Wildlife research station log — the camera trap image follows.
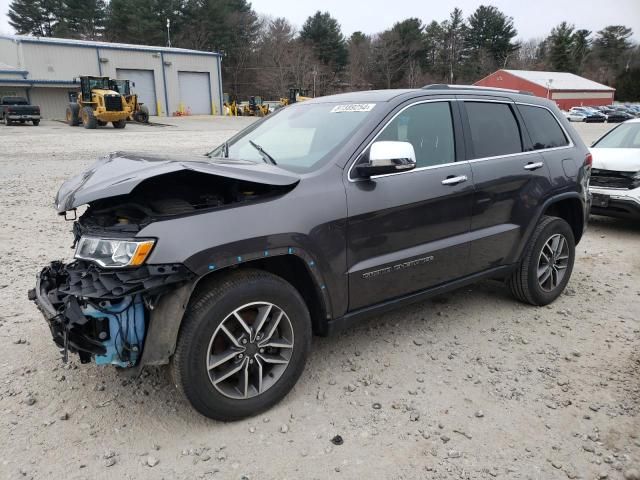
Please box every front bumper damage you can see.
[29,260,194,368]
[590,186,640,220]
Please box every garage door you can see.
[116,69,157,115]
[178,71,211,115]
[29,87,75,119]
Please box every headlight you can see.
[75,237,155,268]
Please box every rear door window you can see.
[518,105,569,150]
[465,102,522,158]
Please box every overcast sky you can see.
[0,0,638,41]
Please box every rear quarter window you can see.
[518,105,569,150]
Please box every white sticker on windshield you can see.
[330,103,376,113]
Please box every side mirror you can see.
[356,141,417,178]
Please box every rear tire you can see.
[112,119,126,129]
[4,116,11,126]
[66,104,80,126]
[171,269,311,421]
[508,216,575,306]
[81,106,97,129]
[134,105,149,123]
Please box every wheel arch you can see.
[542,196,585,244]
[513,192,585,264]
[137,249,332,370]
[191,252,331,335]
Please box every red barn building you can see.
[474,69,615,110]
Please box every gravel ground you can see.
[0,118,638,480]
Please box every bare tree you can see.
[372,30,404,89]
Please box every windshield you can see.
[88,77,109,90]
[110,80,130,95]
[593,123,640,149]
[212,102,376,173]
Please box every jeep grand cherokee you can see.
[29,85,591,420]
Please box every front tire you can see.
[4,116,12,126]
[172,269,311,421]
[32,120,40,126]
[81,106,97,129]
[508,216,575,306]
[112,119,126,129]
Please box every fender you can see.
[512,191,585,263]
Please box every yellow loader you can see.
[66,76,132,129]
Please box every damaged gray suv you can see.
[30,86,591,420]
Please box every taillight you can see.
[585,153,592,168]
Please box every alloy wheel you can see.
[206,302,294,400]
[537,233,569,292]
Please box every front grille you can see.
[591,169,639,189]
[104,95,122,112]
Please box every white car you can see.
[589,119,640,220]
[565,110,587,122]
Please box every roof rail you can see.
[421,84,534,96]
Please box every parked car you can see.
[568,107,605,123]
[603,108,633,123]
[589,119,640,219]
[565,109,587,122]
[614,106,639,118]
[29,86,591,420]
[1,96,41,126]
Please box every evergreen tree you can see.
[300,11,348,70]
[391,18,426,87]
[442,8,468,83]
[63,0,107,40]
[571,29,592,74]
[546,22,575,71]
[8,0,64,37]
[466,5,519,75]
[423,20,445,78]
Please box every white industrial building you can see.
[0,35,223,119]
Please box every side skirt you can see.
[326,265,516,336]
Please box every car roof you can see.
[304,86,547,106]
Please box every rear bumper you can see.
[7,114,40,121]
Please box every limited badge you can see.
[330,103,376,113]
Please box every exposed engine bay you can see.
[75,170,294,236]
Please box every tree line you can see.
[7,0,640,101]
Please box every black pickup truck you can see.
[1,96,41,125]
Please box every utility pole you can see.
[166,18,171,48]
[312,68,317,98]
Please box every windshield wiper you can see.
[249,140,277,165]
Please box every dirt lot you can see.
[0,118,638,480]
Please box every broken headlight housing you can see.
[75,236,155,268]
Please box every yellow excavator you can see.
[66,76,132,129]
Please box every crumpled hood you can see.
[54,151,300,212]
[590,148,640,172]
